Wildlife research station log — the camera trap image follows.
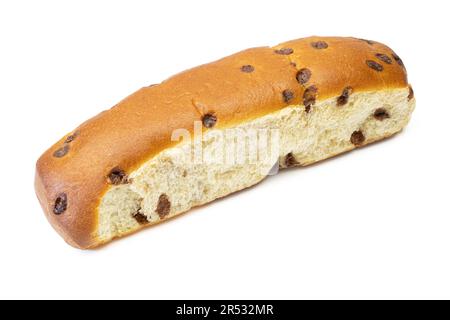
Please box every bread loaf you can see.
[35,36,415,249]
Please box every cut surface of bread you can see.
[34,36,415,248]
[98,88,414,243]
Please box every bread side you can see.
[35,36,414,248]
[98,88,414,244]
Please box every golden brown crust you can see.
[35,36,409,248]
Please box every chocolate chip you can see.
[133,212,149,225]
[311,41,328,49]
[53,144,70,158]
[202,113,217,128]
[107,167,128,185]
[53,193,67,215]
[350,130,365,146]
[241,65,254,73]
[392,53,404,67]
[337,86,353,106]
[375,53,392,64]
[156,194,171,219]
[65,131,80,143]
[366,60,383,72]
[282,90,294,103]
[358,38,375,45]
[284,153,299,167]
[275,48,294,55]
[296,68,312,85]
[374,108,390,121]
[290,62,297,68]
[303,85,318,111]
[408,85,414,101]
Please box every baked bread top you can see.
[35,36,409,248]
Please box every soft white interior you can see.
[98,88,415,242]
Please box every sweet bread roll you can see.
[35,36,415,248]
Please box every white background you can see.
[0,0,449,300]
